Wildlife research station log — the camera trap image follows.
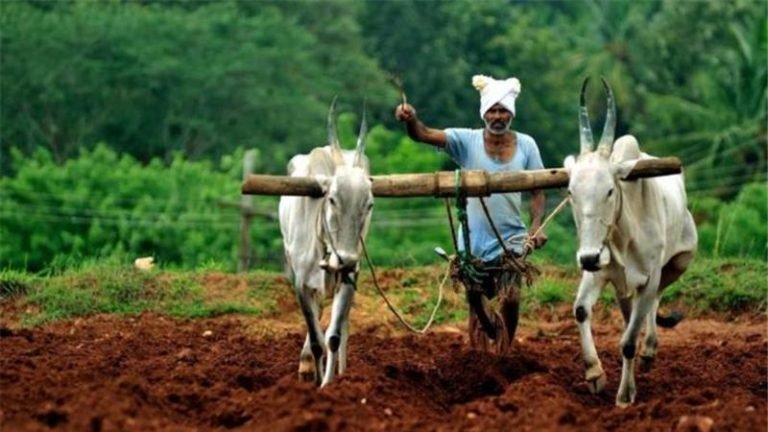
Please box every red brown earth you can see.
[1,303,765,432]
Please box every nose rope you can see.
[585,184,622,260]
[602,185,622,240]
[320,198,344,268]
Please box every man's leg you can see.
[496,269,521,355]
[467,288,494,351]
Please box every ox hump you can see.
[306,147,337,177]
[610,135,641,163]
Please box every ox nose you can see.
[337,252,359,269]
[579,253,601,272]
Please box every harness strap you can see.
[319,198,342,265]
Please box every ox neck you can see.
[319,198,337,255]
[606,181,626,246]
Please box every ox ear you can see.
[564,155,576,173]
[316,175,332,195]
[612,159,638,180]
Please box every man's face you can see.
[483,103,513,135]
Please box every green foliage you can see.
[662,258,767,313]
[0,0,394,172]
[0,145,270,271]
[692,182,767,259]
[1,0,765,271]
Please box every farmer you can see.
[394,75,547,353]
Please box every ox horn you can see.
[327,96,345,166]
[579,77,595,155]
[353,100,368,167]
[596,77,616,158]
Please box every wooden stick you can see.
[241,157,682,198]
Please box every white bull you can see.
[564,78,698,407]
[279,99,373,387]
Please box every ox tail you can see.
[656,310,684,328]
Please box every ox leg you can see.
[616,277,659,407]
[321,278,355,387]
[617,295,632,328]
[659,251,693,292]
[297,286,326,386]
[338,316,350,374]
[573,272,608,394]
[639,298,660,372]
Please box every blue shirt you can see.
[443,128,544,261]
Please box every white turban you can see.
[472,75,521,119]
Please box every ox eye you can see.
[329,197,337,206]
[367,202,374,211]
[607,188,614,198]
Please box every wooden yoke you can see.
[241,157,682,197]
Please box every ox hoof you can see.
[616,386,636,408]
[585,368,606,394]
[299,371,316,383]
[298,359,317,384]
[615,395,635,408]
[639,355,655,372]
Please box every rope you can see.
[360,236,448,334]
[320,199,345,268]
[453,170,487,284]
[478,196,527,273]
[443,198,459,254]
[523,195,570,254]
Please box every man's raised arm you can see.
[394,103,447,148]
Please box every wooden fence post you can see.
[239,150,256,272]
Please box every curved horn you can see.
[327,96,344,165]
[596,77,616,158]
[353,100,368,167]
[579,77,595,155]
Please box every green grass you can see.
[2,257,765,327]
[384,257,767,327]
[662,258,768,313]
[8,259,266,326]
[528,279,573,306]
[0,269,33,298]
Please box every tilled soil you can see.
[1,310,765,432]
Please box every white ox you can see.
[279,100,373,387]
[564,78,698,407]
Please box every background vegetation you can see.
[1,0,766,273]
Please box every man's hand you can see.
[527,222,548,250]
[529,231,548,249]
[395,103,417,122]
[393,103,447,148]
[528,189,547,251]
